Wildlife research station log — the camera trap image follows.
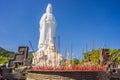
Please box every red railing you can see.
[32,66,106,71]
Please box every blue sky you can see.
[0,0,120,58]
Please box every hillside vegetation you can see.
[0,47,14,64]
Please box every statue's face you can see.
[46,4,52,13]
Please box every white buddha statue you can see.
[32,3,63,67]
[38,3,56,51]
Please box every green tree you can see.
[0,56,8,64]
[0,47,14,64]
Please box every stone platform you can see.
[27,70,106,80]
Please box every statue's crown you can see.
[46,3,52,13]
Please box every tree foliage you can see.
[0,56,8,64]
[82,48,120,65]
[0,47,14,64]
[109,49,120,64]
[81,49,100,66]
[0,47,14,58]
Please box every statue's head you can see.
[46,3,52,13]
